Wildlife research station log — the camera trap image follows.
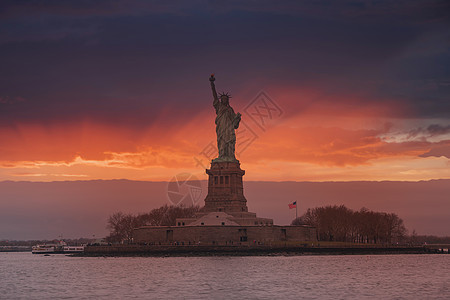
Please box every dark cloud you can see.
[0,96,25,104]
[419,140,450,159]
[408,124,450,139]
[0,0,449,127]
[427,124,450,135]
[0,0,186,18]
[3,0,448,23]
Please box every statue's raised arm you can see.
[209,74,218,103]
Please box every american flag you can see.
[288,201,297,209]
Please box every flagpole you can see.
[296,202,298,219]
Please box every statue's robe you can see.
[214,98,240,161]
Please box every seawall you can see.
[78,244,443,257]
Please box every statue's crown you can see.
[219,92,232,98]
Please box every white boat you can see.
[32,241,84,254]
[32,244,59,254]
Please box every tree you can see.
[106,212,143,243]
[295,205,407,244]
[106,205,200,243]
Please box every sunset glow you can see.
[1,85,449,182]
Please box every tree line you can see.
[107,205,200,243]
[292,205,407,244]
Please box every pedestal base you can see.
[202,161,248,213]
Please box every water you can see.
[0,253,449,299]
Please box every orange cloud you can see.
[0,89,448,182]
[239,124,436,167]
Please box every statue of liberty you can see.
[209,74,241,162]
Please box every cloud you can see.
[406,124,450,140]
[1,0,448,126]
[0,96,26,104]
[2,150,192,170]
[12,172,88,178]
[427,124,450,135]
[4,0,446,20]
[0,0,188,19]
[419,140,450,159]
[242,124,433,167]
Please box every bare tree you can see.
[294,205,407,244]
[106,205,200,243]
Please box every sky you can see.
[1,0,450,182]
[1,180,449,239]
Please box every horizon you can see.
[1,178,450,183]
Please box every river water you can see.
[0,253,449,299]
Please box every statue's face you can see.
[221,96,229,105]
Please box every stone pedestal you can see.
[202,161,248,213]
[177,160,273,227]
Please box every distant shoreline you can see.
[75,245,448,257]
